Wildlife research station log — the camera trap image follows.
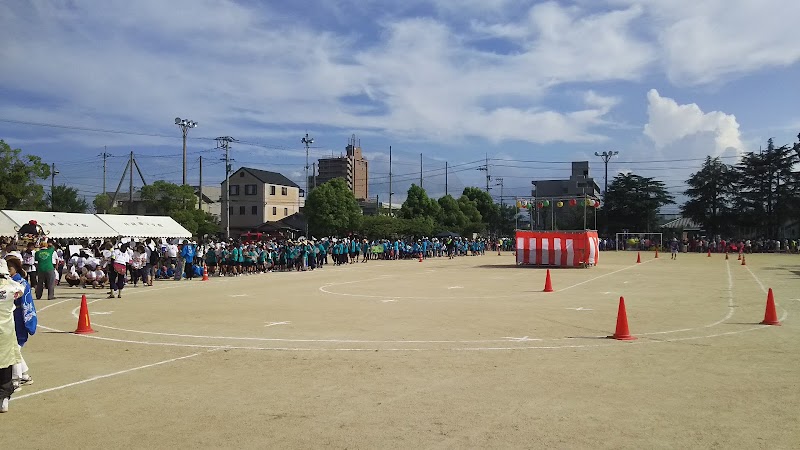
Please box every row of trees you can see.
[680,135,800,238]
[305,178,517,238]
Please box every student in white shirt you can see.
[109,244,131,299]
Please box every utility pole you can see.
[198,155,203,210]
[495,177,504,207]
[100,147,111,195]
[312,162,317,189]
[594,150,618,233]
[175,117,198,186]
[419,153,423,188]
[50,163,59,211]
[301,133,314,201]
[389,146,393,216]
[478,153,491,193]
[216,136,237,240]
[129,151,134,214]
[445,161,448,196]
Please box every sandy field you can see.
[3,250,799,449]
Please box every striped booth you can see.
[515,230,599,267]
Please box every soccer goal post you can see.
[615,232,663,251]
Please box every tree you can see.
[436,195,467,233]
[682,156,736,236]
[457,195,484,237]
[734,138,800,238]
[496,203,517,236]
[0,139,50,210]
[305,178,361,236]
[140,180,219,237]
[399,184,440,220]
[604,173,674,232]
[359,215,401,239]
[92,193,122,214]
[49,185,88,213]
[140,180,196,215]
[461,187,499,232]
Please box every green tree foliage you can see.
[437,194,467,233]
[605,173,674,232]
[359,215,400,239]
[461,187,499,230]
[733,138,800,238]
[49,185,88,213]
[682,156,736,236]
[305,178,362,236]
[496,203,517,236]
[0,140,50,210]
[140,180,196,214]
[457,195,484,236]
[399,184,440,220]
[92,193,121,214]
[140,180,218,237]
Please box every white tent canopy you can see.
[0,212,18,237]
[2,210,119,239]
[96,214,191,238]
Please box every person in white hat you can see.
[0,258,25,412]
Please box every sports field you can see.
[5,251,800,448]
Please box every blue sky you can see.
[1,0,799,214]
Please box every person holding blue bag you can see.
[5,254,36,390]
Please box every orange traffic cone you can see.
[760,288,781,326]
[725,252,729,260]
[74,294,96,334]
[654,248,659,259]
[737,253,741,261]
[418,253,423,263]
[543,269,554,292]
[202,264,209,281]
[610,296,636,340]
[707,248,712,257]
[741,255,746,266]
[636,252,641,264]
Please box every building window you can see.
[229,184,240,196]
[229,206,234,215]
[281,187,288,195]
[239,206,245,215]
[251,205,258,215]
[270,186,276,195]
[272,207,277,215]
[245,184,257,195]
[283,207,288,216]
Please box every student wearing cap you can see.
[0,259,25,413]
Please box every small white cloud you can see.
[643,89,743,156]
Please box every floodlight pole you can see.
[301,133,314,237]
[175,117,198,186]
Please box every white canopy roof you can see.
[1,210,119,239]
[0,212,19,237]
[96,214,191,238]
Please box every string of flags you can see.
[515,198,601,209]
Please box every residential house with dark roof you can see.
[221,167,303,235]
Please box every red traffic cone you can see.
[74,294,96,334]
[610,296,636,340]
[654,248,659,259]
[636,252,641,264]
[418,253,423,262]
[202,264,209,281]
[741,255,746,266]
[543,269,554,292]
[737,253,741,260]
[707,248,712,257]
[760,288,781,326]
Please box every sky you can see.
[1,0,799,215]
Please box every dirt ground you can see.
[4,251,799,449]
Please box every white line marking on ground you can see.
[10,351,210,402]
[744,265,768,294]
[264,321,290,327]
[565,307,593,311]
[447,286,463,289]
[557,259,656,292]
[381,299,397,303]
[501,336,542,342]
[91,311,114,315]
[229,294,248,298]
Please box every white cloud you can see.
[644,89,743,156]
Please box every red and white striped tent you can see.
[515,230,599,267]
